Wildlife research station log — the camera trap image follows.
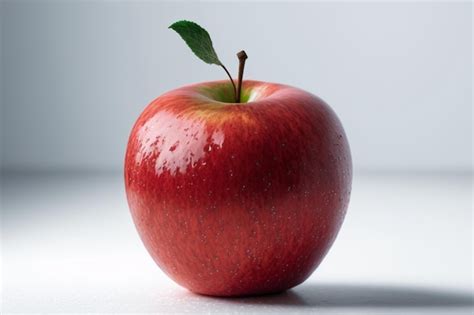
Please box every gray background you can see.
[1,1,472,173]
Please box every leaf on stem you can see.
[169,20,222,66]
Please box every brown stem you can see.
[220,64,237,102]
[236,50,248,103]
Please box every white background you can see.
[1,1,473,314]
[1,1,472,172]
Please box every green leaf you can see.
[169,20,222,66]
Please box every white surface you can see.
[1,172,472,314]
[1,1,472,172]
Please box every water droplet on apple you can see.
[169,142,179,152]
[270,206,277,216]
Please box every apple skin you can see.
[125,80,352,297]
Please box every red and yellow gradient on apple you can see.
[124,80,352,296]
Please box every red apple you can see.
[125,80,352,296]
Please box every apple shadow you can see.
[216,283,473,308]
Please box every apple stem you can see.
[236,50,248,103]
[220,65,237,102]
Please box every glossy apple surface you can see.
[125,80,352,296]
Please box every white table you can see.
[2,172,472,314]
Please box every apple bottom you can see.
[127,186,347,297]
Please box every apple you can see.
[124,79,352,296]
